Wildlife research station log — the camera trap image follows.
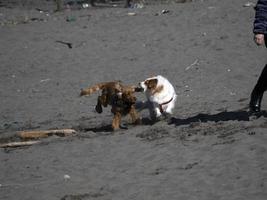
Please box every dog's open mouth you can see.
[135,87,144,92]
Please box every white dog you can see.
[137,75,177,121]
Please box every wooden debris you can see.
[0,141,40,148]
[17,129,77,139]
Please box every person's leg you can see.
[249,64,267,112]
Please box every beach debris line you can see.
[17,129,77,139]
[0,129,76,148]
[0,141,40,148]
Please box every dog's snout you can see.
[135,83,144,92]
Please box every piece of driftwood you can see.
[17,129,77,139]
[0,141,40,148]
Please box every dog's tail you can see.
[80,83,107,96]
[80,81,122,96]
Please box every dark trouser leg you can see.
[90,0,95,6]
[249,64,267,112]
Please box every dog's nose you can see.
[135,85,144,92]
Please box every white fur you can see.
[139,75,177,119]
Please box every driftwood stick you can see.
[17,129,77,139]
[0,141,40,148]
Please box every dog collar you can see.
[159,97,173,113]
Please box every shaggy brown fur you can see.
[80,81,141,130]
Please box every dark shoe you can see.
[249,64,267,113]
[90,0,95,6]
[249,90,263,113]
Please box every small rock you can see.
[82,3,89,8]
[64,174,70,180]
[40,78,50,83]
[128,12,137,16]
[243,2,255,7]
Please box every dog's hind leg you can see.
[95,96,103,113]
[129,106,141,125]
[112,112,121,130]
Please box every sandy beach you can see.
[0,0,267,199]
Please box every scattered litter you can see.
[155,9,171,16]
[127,12,137,16]
[66,16,76,22]
[64,174,71,181]
[202,32,207,36]
[35,8,45,13]
[230,92,236,96]
[185,59,199,70]
[227,69,231,72]
[40,78,50,83]
[11,74,16,78]
[82,3,89,8]
[56,40,73,49]
[243,2,255,7]
[131,3,144,9]
[0,184,2,187]
[161,9,170,14]
[30,18,45,22]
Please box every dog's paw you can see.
[95,105,103,113]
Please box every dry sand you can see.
[0,0,267,199]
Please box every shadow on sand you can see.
[75,110,267,133]
[169,110,267,127]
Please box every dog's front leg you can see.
[154,107,162,118]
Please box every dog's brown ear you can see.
[146,79,158,90]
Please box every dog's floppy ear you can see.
[146,79,158,90]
